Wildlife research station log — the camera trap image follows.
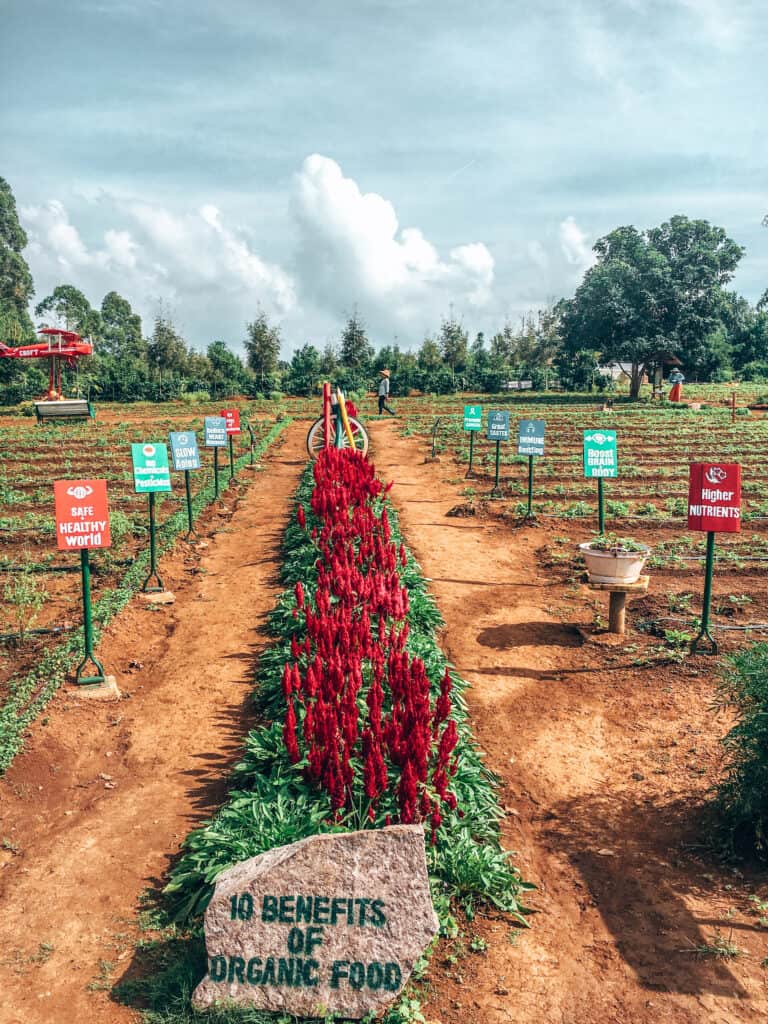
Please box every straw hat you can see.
[379,368,390,377]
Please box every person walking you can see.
[377,368,395,415]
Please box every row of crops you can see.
[0,404,289,771]
[119,446,529,1020]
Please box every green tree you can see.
[147,315,189,375]
[285,343,321,396]
[244,312,281,385]
[559,218,744,397]
[0,177,35,341]
[439,316,468,381]
[35,284,101,337]
[339,312,374,371]
[207,340,245,398]
[100,291,144,359]
[417,336,442,371]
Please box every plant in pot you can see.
[579,532,651,585]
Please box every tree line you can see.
[1,175,767,404]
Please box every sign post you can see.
[131,442,172,592]
[518,419,545,518]
[688,463,741,654]
[204,416,228,498]
[487,411,510,497]
[583,430,618,534]
[463,405,482,478]
[54,479,112,685]
[170,431,202,539]
[221,408,241,481]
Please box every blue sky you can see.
[2,0,766,355]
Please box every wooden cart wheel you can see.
[306,416,369,459]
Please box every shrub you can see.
[712,643,768,859]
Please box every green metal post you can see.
[214,447,220,498]
[527,455,534,517]
[184,469,196,540]
[141,491,164,592]
[466,432,475,478]
[691,531,718,654]
[74,549,106,685]
[597,478,605,534]
[228,436,235,480]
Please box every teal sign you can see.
[583,430,618,478]
[131,442,172,493]
[487,410,510,441]
[169,431,201,471]
[518,419,545,457]
[204,416,228,447]
[463,405,482,431]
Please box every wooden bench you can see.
[35,399,95,423]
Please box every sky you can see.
[1,0,766,357]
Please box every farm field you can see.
[0,395,766,1024]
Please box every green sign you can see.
[487,410,510,441]
[583,430,618,478]
[463,405,482,431]
[518,419,545,457]
[131,442,172,493]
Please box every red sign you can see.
[54,479,111,550]
[221,409,241,435]
[688,463,741,533]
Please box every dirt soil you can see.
[0,424,306,1024]
[2,416,767,1024]
[370,420,768,1024]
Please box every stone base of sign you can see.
[193,825,438,1019]
[68,675,121,700]
[138,591,176,605]
[423,455,441,463]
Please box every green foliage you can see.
[2,556,46,639]
[0,176,35,340]
[712,643,768,860]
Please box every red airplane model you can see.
[0,328,93,400]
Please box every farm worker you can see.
[668,367,685,402]
[377,369,395,415]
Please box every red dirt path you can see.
[0,424,305,1024]
[371,420,768,1024]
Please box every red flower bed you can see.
[282,447,458,839]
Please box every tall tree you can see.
[147,315,189,375]
[339,312,374,371]
[100,290,144,359]
[439,315,469,379]
[0,177,35,340]
[559,218,744,397]
[35,284,101,337]
[244,311,281,384]
[207,340,245,397]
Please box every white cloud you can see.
[559,215,594,269]
[292,154,494,330]
[21,196,297,343]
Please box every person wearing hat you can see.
[668,366,685,402]
[377,368,395,415]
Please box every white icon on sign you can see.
[66,484,93,500]
[142,444,155,457]
[178,433,189,443]
[705,466,727,484]
[587,432,608,444]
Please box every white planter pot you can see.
[579,543,650,585]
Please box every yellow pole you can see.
[336,388,356,448]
